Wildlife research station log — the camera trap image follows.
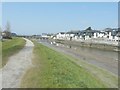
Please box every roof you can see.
[59,32,65,34]
[66,30,80,34]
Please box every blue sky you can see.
[2,2,118,35]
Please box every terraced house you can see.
[54,27,120,46]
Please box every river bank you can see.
[38,39,118,76]
[21,40,117,88]
[50,39,120,52]
[36,39,118,88]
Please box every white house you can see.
[56,32,66,40]
[54,28,120,45]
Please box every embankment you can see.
[53,39,120,51]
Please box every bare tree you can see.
[0,27,2,39]
[3,21,12,39]
[0,26,2,34]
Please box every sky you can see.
[2,2,118,35]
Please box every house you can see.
[56,32,66,40]
[112,28,120,42]
[41,33,49,39]
[103,28,112,39]
[66,30,80,41]
[102,28,119,41]
[79,27,100,40]
[11,33,17,37]
[54,27,120,44]
[32,35,41,39]
[97,31,105,38]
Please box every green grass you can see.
[2,37,25,67]
[64,53,118,88]
[21,41,106,88]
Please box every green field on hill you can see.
[2,37,25,68]
[21,41,106,88]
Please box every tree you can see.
[0,26,2,39]
[0,26,2,34]
[3,22,12,39]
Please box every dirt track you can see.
[0,38,34,88]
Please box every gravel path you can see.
[0,38,34,89]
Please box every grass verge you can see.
[2,37,25,68]
[21,41,106,88]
